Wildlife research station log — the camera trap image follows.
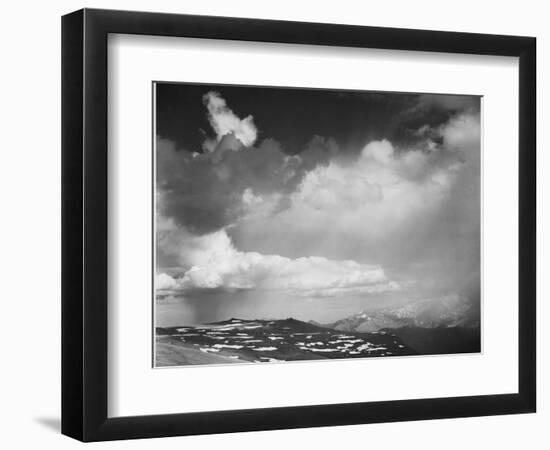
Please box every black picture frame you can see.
[62,8,536,442]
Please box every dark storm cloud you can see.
[156,132,337,235]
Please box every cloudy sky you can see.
[154,83,480,326]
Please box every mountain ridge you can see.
[156,317,417,366]
[317,294,480,333]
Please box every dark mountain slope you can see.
[382,326,481,355]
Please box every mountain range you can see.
[314,294,479,332]
[310,295,480,354]
[155,296,480,366]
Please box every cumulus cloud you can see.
[203,91,258,149]
[156,133,336,236]
[279,138,461,240]
[231,110,480,285]
[157,92,345,237]
[439,111,481,152]
[156,89,480,310]
[156,273,178,290]
[156,209,238,269]
[156,229,398,297]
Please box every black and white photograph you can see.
[154,83,481,367]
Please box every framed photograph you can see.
[62,8,536,442]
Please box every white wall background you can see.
[0,0,546,448]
